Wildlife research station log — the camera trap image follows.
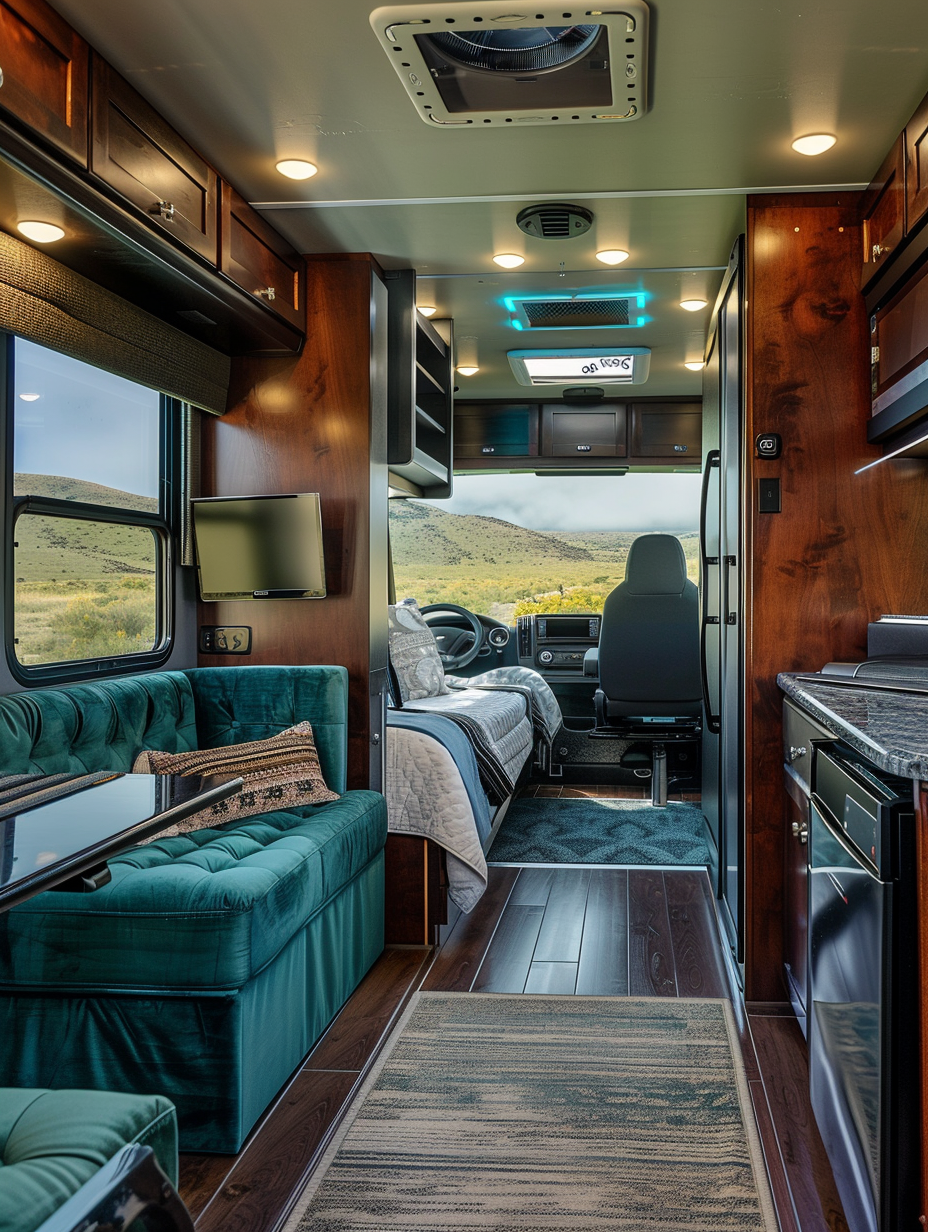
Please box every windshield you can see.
[390,472,701,622]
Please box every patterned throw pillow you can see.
[388,598,451,705]
[132,721,339,839]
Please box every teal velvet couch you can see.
[0,666,387,1153]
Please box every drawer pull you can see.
[156,201,176,222]
[872,242,892,262]
[0,68,4,89]
[258,286,277,301]
[791,820,808,844]
[787,744,807,764]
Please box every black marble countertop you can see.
[778,672,928,780]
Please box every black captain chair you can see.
[585,533,701,807]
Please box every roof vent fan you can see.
[516,203,593,240]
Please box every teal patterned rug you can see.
[285,993,778,1232]
[488,796,710,865]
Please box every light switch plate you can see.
[200,626,252,654]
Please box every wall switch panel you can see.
[199,626,252,654]
[758,477,781,513]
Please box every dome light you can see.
[18,392,41,401]
[417,305,437,317]
[275,159,318,180]
[684,361,705,371]
[17,220,65,243]
[493,253,525,269]
[595,249,630,266]
[456,365,479,376]
[791,133,836,156]
[679,298,708,312]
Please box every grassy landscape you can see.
[13,474,158,665]
[390,500,698,621]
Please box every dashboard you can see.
[517,613,601,679]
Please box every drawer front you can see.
[91,57,218,263]
[783,698,831,793]
[220,184,304,329]
[861,136,905,288]
[905,89,928,236]
[0,0,88,164]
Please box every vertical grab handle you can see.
[699,450,721,734]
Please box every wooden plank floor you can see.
[178,864,845,1232]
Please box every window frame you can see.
[3,333,177,685]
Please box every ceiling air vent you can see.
[506,295,642,331]
[516,203,593,239]
[369,1,649,128]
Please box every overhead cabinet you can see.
[219,185,304,330]
[455,405,539,459]
[906,92,928,237]
[542,405,627,457]
[91,56,218,264]
[0,0,89,165]
[861,138,905,289]
[628,401,701,461]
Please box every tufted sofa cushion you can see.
[0,790,386,991]
[0,1088,177,1232]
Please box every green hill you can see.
[388,500,595,567]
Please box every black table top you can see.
[0,771,242,911]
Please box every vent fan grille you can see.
[516,203,594,239]
[521,299,631,329]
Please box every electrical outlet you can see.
[200,626,252,654]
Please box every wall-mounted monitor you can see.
[191,493,326,600]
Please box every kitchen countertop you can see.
[778,672,928,780]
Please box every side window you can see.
[6,336,173,681]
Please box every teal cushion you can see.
[0,673,198,775]
[0,1088,177,1232]
[0,790,387,991]
[184,665,349,793]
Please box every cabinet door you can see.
[861,136,905,288]
[0,0,88,164]
[91,56,218,263]
[455,406,538,459]
[541,405,627,457]
[219,184,305,330]
[628,401,701,460]
[905,90,928,236]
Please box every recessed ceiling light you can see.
[18,392,40,401]
[456,365,479,376]
[417,305,437,317]
[17,220,65,243]
[275,159,318,180]
[791,133,836,156]
[595,249,630,266]
[684,361,705,371]
[679,298,708,312]
[493,253,525,269]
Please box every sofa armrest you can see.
[183,666,349,794]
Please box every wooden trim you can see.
[917,783,928,1225]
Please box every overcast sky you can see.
[424,472,702,532]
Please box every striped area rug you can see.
[285,993,778,1231]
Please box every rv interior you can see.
[2,0,928,1230]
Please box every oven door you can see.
[808,797,888,1232]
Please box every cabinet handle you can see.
[791,820,809,844]
[787,744,807,764]
[156,201,176,222]
[257,287,277,301]
[0,68,4,89]
[872,242,891,262]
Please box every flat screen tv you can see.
[191,493,326,600]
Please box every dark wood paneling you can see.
[628,870,677,996]
[0,0,88,164]
[747,1079,802,1232]
[200,255,388,789]
[91,55,218,262]
[383,834,445,945]
[664,869,728,998]
[575,868,629,995]
[421,865,519,991]
[220,183,305,330]
[905,90,928,237]
[470,903,544,993]
[745,194,928,1001]
[750,1013,849,1231]
[860,138,905,287]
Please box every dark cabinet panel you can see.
[219,184,304,330]
[628,401,701,460]
[861,137,905,288]
[541,405,627,457]
[905,90,928,237]
[454,405,538,459]
[0,0,88,164]
[91,56,218,262]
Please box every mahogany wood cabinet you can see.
[0,0,89,165]
[91,56,218,264]
[627,400,701,463]
[906,91,928,237]
[861,138,905,288]
[219,185,304,331]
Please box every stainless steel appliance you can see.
[809,743,918,1232]
[700,235,745,963]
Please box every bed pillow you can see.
[132,721,339,839]
[388,598,451,705]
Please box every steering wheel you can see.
[419,603,485,671]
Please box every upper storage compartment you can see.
[0,0,89,166]
[861,137,905,290]
[541,405,627,457]
[91,56,218,264]
[219,185,304,331]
